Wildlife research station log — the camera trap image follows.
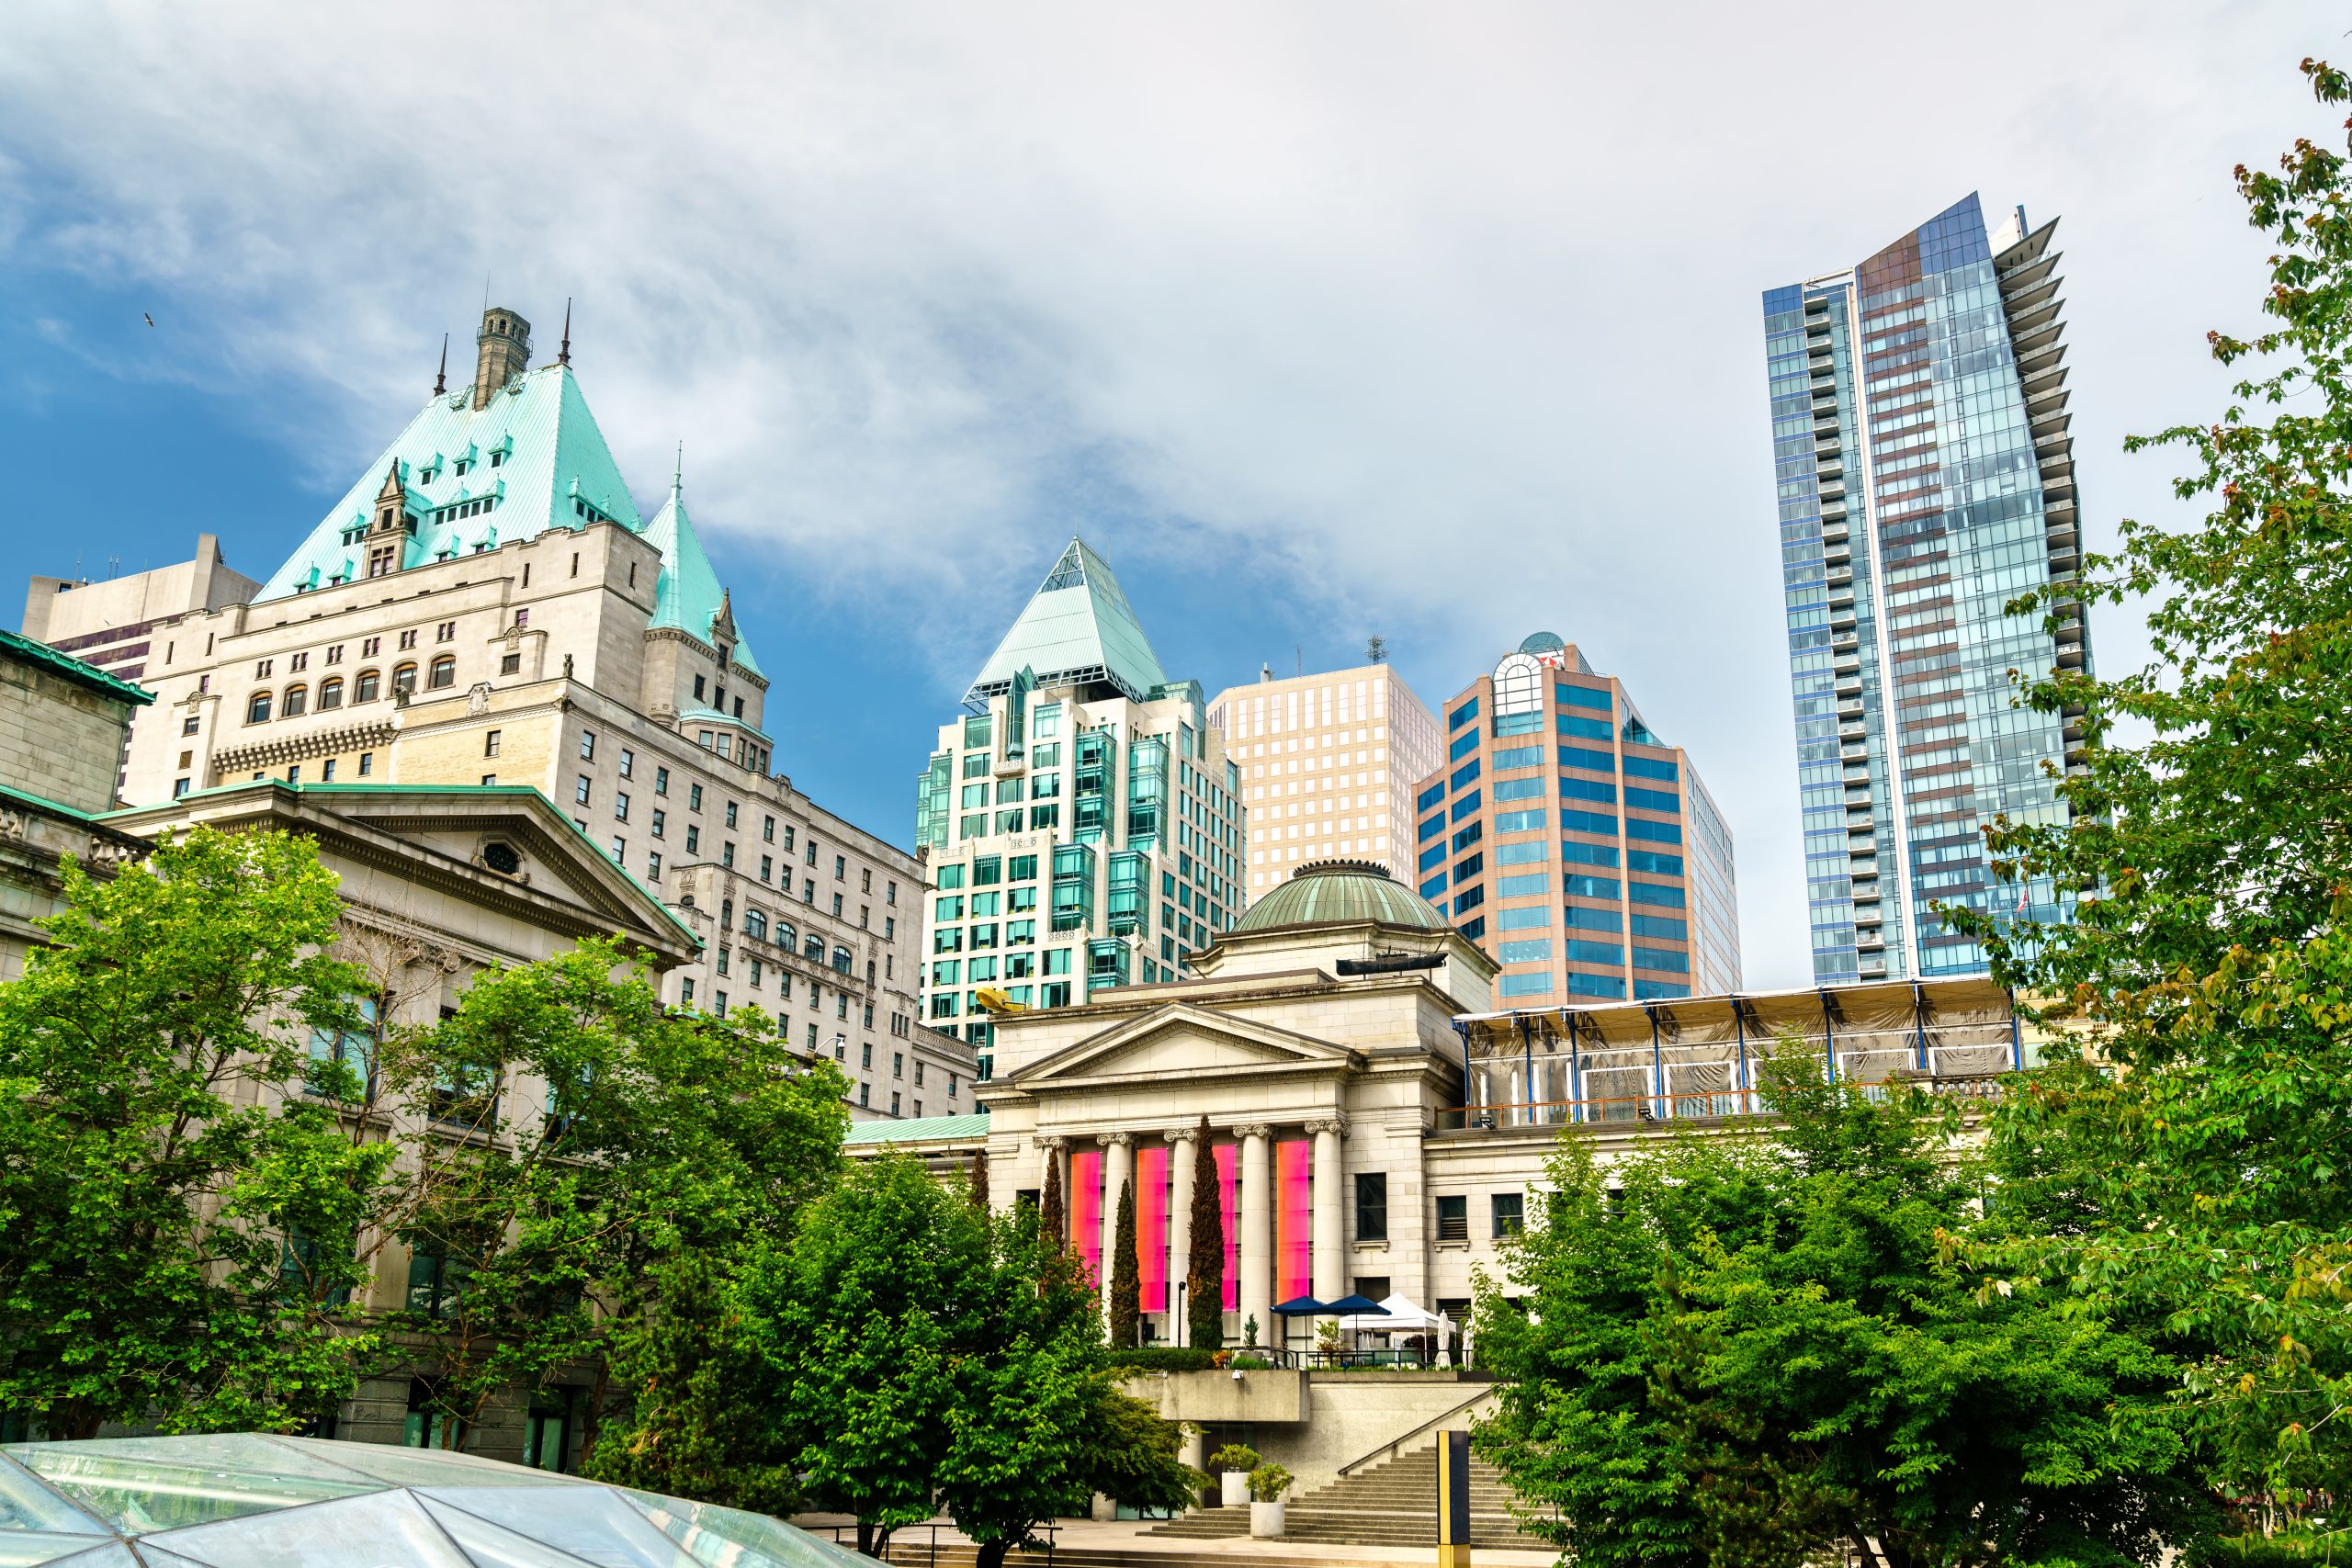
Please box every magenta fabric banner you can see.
[1070,1147,1102,1290]
[1136,1145,1170,1313]
[1216,1141,1238,1311]
[1274,1138,1311,1303]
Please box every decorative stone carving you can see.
[1304,1116,1350,1137]
[467,682,491,716]
[1033,1134,1068,1152]
[1163,1125,1198,1145]
[1098,1130,1134,1148]
[1234,1122,1273,1141]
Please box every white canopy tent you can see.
[1335,1292,1441,1334]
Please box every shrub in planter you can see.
[1246,1463,1293,1503]
[1229,1354,1272,1371]
[1210,1443,1261,1509]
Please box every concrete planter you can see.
[1250,1501,1285,1539]
[1220,1472,1250,1508]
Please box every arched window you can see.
[281,684,308,718]
[354,670,381,704]
[427,655,457,691]
[803,934,823,963]
[317,677,345,711]
[720,899,735,932]
[774,920,797,951]
[391,663,418,697]
[831,946,852,975]
[246,691,272,725]
[743,908,768,942]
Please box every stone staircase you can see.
[1146,1442,1549,1551]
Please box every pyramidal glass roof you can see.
[964,537,1167,709]
[0,1434,883,1568]
[254,364,642,603]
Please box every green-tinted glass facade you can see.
[1764,195,2089,981]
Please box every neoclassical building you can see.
[854,857,2038,1353]
[98,304,971,1117]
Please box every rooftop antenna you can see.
[1295,647,1303,678]
[433,333,448,396]
[1366,634,1387,664]
[559,297,571,367]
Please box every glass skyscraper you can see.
[1763,194,2090,982]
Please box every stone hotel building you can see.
[103,306,971,1115]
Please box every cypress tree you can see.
[967,1149,989,1211]
[1041,1149,1066,1249]
[1184,1116,1223,1349]
[1108,1176,1140,1348]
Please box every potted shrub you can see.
[1247,1462,1293,1538]
[1209,1444,1260,1509]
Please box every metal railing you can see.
[1438,1063,2012,1133]
[819,1523,1059,1567]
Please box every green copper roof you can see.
[642,479,763,679]
[0,626,155,706]
[843,1111,989,1145]
[965,537,1167,708]
[1227,859,1453,936]
[255,365,642,602]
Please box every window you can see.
[399,630,419,651]
[361,637,381,658]
[614,792,630,822]
[182,716,199,736]
[1492,1192,1525,1237]
[358,752,374,775]
[485,730,502,758]
[647,852,662,880]
[246,692,272,724]
[617,748,634,779]
[281,685,308,718]
[435,621,457,643]
[318,677,344,710]
[501,653,522,675]
[651,809,666,839]
[726,802,739,829]
[1436,1195,1469,1243]
[575,775,593,806]
[391,663,418,697]
[690,784,703,811]
[1356,1172,1388,1242]
[325,644,344,665]
[655,767,670,796]
[685,826,700,853]
[427,655,456,690]
[355,670,380,704]
[404,1246,470,1320]
[580,732,596,761]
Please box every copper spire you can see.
[559,298,571,367]
[433,333,448,396]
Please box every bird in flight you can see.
[143,313,154,327]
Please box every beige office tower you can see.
[1208,661,1442,900]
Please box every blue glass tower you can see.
[1763,195,2090,981]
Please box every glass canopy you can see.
[0,1436,883,1568]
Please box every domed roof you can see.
[1228,859,1455,936]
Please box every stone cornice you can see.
[212,717,400,773]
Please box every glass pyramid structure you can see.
[962,537,1167,709]
[0,1435,882,1568]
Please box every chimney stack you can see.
[472,307,533,410]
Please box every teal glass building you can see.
[1763,195,2091,981]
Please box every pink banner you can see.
[1274,1138,1311,1303]
[1136,1145,1169,1314]
[1216,1141,1238,1312]
[1070,1147,1102,1290]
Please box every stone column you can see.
[1237,1122,1273,1349]
[1099,1131,1133,1325]
[1308,1116,1348,1308]
[1164,1125,1198,1346]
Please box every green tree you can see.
[0,828,390,1438]
[1184,1117,1223,1350]
[1081,1389,1204,1517]
[1041,1149,1066,1249]
[1108,1175,1140,1349]
[1475,1047,2201,1568]
[1951,59,2352,1537]
[382,942,845,1456]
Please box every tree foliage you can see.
[1108,1174,1140,1349]
[0,829,387,1439]
[1475,1048,2202,1568]
[756,1154,1187,1566]
[1951,59,2352,1535]
[1185,1118,1224,1350]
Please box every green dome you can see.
[1229,859,1454,936]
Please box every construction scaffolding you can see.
[1444,976,2033,1130]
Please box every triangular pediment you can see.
[1010,1002,1360,1089]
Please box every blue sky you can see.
[0,1,2329,987]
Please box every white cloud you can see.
[0,0,2329,984]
